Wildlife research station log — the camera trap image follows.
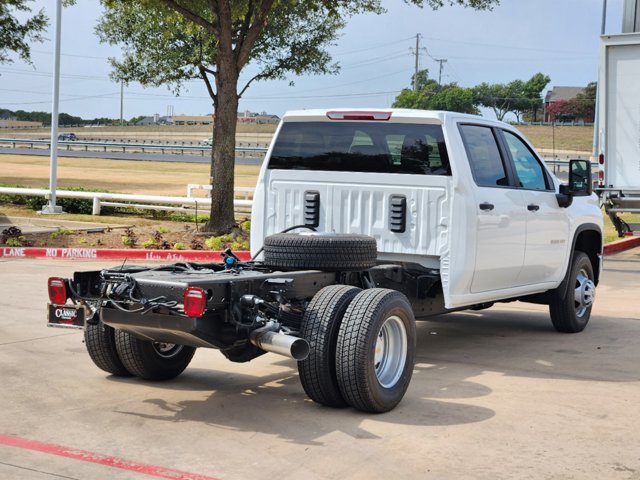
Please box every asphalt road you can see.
[1,250,639,479]
[0,147,263,165]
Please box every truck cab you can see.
[251,109,603,310]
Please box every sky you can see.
[0,0,627,121]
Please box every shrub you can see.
[205,236,223,250]
[142,238,157,249]
[173,242,186,250]
[6,238,22,247]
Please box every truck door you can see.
[459,124,526,293]
[499,130,569,285]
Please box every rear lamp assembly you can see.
[326,111,392,121]
[183,287,207,317]
[48,277,68,305]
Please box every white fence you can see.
[0,187,253,216]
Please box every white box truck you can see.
[597,32,640,236]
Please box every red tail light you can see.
[326,111,391,121]
[48,277,67,305]
[598,170,604,187]
[183,287,206,317]
[599,153,604,165]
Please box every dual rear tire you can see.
[84,319,195,380]
[298,286,416,413]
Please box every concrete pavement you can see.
[0,250,639,479]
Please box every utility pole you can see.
[42,0,63,214]
[413,33,420,91]
[435,58,448,85]
[120,79,124,126]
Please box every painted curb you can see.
[0,247,251,262]
[1,240,637,261]
[602,236,640,255]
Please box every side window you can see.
[459,125,508,187]
[503,131,548,190]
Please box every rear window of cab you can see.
[268,121,451,175]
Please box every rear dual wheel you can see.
[336,289,416,413]
[84,319,195,380]
[114,331,196,380]
[299,286,416,413]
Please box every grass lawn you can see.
[517,125,593,152]
[603,211,640,244]
[0,154,260,196]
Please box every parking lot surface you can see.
[1,250,639,479]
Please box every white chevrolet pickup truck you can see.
[47,109,603,413]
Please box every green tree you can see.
[473,81,520,121]
[393,69,477,114]
[473,73,550,122]
[0,0,47,65]
[98,0,499,234]
[521,72,550,122]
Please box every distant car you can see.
[202,137,213,146]
[58,133,77,141]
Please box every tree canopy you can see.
[0,0,47,65]
[392,69,477,114]
[98,0,500,234]
[472,73,550,121]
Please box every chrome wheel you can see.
[574,268,596,318]
[152,342,183,359]
[374,315,408,388]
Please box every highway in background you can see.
[0,146,263,165]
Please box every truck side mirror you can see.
[568,159,592,196]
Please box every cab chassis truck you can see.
[48,110,603,413]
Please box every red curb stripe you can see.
[0,247,251,262]
[603,236,640,255]
[0,434,221,480]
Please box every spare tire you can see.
[263,233,377,271]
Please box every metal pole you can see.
[43,0,63,214]
[413,34,419,92]
[437,59,447,85]
[120,79,124,126]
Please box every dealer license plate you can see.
[48,304,85,329]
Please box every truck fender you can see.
[555,223,603,300]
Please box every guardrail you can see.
[0,138,269,156]
[0,186,253,216]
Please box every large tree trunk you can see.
[204,58,239,234]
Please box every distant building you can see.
[135,115,172,126]
[544,86,589,122]
[172,115,214,125]
[237,110,280,124]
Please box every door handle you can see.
[479,202,494,211]
[527,204,540,212]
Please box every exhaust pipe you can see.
[250,328,310,361]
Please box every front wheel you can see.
[114,331,196,380]
[336,289,416,413]
[549,251,596,333]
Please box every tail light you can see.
[183,287,206,317]
[598,170,604,187]
[326,111,391,121]
[48,277,67,305]
[599,153,604,165]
